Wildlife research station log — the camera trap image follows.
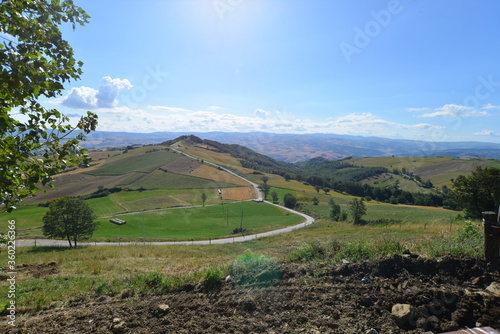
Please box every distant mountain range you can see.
[81,131,500,162]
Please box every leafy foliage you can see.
[0,0,98,211]
[283,193,297,209]
[453,167,500,218]
[349,198,367,224]
[42,197,98,247]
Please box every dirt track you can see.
[3,255,499,333]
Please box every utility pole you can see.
[240,210,244,231]
[142,210,145,246]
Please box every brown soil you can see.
[4,255,500,334]
[221,187,256,201]
[24,173,135,203]
[162,157,202,175]
[191,165,250,186]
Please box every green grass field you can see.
[93,201,303,240]
[129,170,239,190]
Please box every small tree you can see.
[271,191,279,204]
[42,197,98,247]
[330,199,342,221]
[453,167,500,218]
[259,183,271,199]
[349,198,367,224]
[201,192,207,206]
[260,176,269,184]
[284,193,297,209]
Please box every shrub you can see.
[203,267,225,290]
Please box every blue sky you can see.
[49,0,500,142]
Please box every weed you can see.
[203,267,225,290]
[338,241,372,262]
[94,282,109,296]
[427,220,483,257]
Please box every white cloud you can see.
[63,86,98,109]
[406,107,430,112]
[62,76,132,109]
[419,104,490,118]
[93,108,444,141]
[474,129,500,137]
[147,106,191,113]
[207,106,224,111]
[483,103,500,110]
[325,113,443,134]
[96,76,133,108]
[254,108,270,119]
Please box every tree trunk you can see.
[67,236,73,248]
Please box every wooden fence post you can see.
[482,211,500,264]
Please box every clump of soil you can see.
[3,255,500,333]
[15,262,59,279]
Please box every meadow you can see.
[93,201,304,241]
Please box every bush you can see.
[284,193,297,209]
[203,267,225,290]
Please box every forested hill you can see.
[162,135,295,173]
[163,135,386,183]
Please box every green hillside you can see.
[87,147,178,176]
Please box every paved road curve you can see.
[15,202,314,247]
[15,148,313,247]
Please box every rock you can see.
[416,317,428,330]
[366,328,378,334]
[111,318,126,334]
[225,275,232,282]
[342,259,350,264]
[417,305,430,318]
[472,276,483,286]
[440,320,459,332]
[158,304,170,312]
[485,282,500,297]
[391,303,416,326]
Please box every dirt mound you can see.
[4,255,500,333]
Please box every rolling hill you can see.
[80,131,500,162]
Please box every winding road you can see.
[15,148,314,247]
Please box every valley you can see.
[0,135,499,333]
